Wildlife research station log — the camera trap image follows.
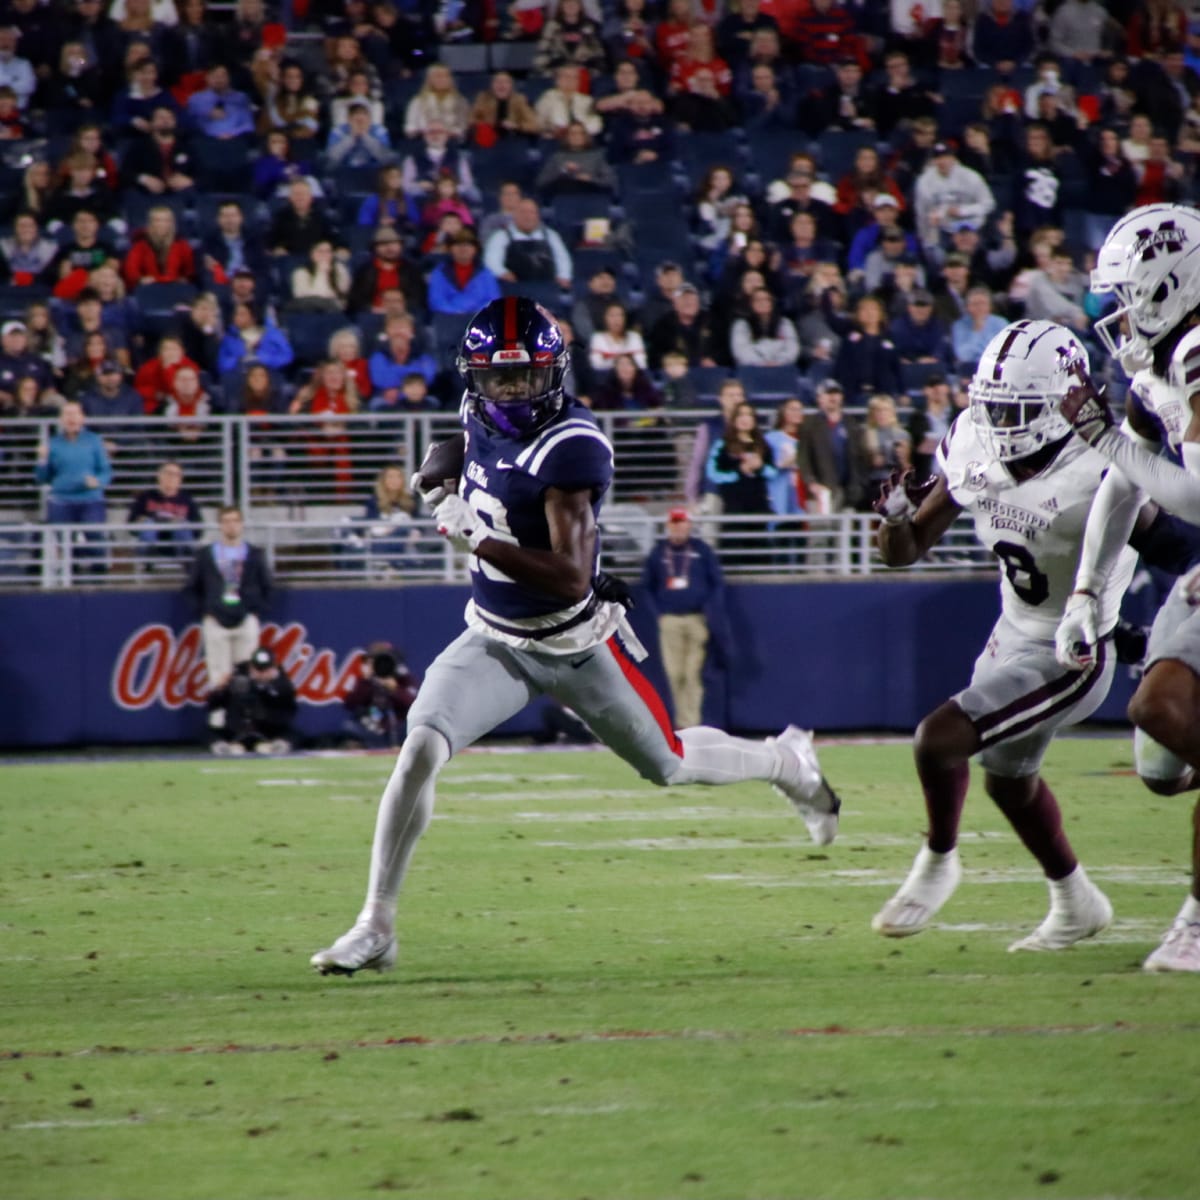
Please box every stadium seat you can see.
[549,191,616,239]
[812,129,879,182]
[430,311,470,369]
[489,41,539,74]
[499,277,566,316]
[689,365,737,402]
[132,282,198,339]
[737,364,801,400]
[282,310,349,366]
[900,361,947,395]
[438,43,488,74]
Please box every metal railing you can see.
[0,512,993,591]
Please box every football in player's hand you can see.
[413,433,466,499]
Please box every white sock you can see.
[1048,863,1090,908]
[1177,894,1200,923]
[358,725,450,934]
[667,725,785,786]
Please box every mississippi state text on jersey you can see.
[938,413,1137,640]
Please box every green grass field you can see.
[2,738,1198,1200]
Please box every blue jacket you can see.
[218,322,295,376]
[426,261,502,315]
[368,348,438,390]
[35,429,112,501]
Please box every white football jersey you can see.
[938,413,1137,640]
[1128,325,1200,455]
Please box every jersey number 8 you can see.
[993,540,1050,606]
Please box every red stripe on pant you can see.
[606,636,684,758]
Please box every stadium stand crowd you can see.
[0,0,1192,529]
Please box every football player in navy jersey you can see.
[311,297,841,977]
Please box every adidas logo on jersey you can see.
[1040,497,1059,513]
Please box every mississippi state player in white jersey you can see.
[871,320,1135,950]
[310,297,841,978]
[1054,202,1200,972]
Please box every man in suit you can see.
[798,378,868,512]
[185,504,274,691]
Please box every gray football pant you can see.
[357,628,790,930]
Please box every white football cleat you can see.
[872,843,962,937]
[310,924,398,977]
[1142,918,1200,973]
[1009,869,1112,952]
[769,726,841,845]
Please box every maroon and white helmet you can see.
[1091,203,1200,373]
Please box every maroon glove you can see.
[1059,357,1115,445]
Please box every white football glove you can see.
[434,493,489,553]
[1055,589,1100,669]
[411,473,452,507]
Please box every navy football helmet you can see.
[457,297,568,438]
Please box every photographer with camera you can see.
[342,642,419,750]
[208,646,298,756]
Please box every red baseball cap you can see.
[667,508,690,522]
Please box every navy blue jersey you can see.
[460,397,614,622]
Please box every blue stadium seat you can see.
[281,310,348,366]
[499,277,566,316]
[689,365,737,402]
[438,43,488,74]
[737,364,801,400]
[430,311,470,369]
[900,360,947,395]
[812,130,879,182]
[132,282,197,339]
[489,41,538,74]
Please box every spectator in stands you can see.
[1012,122,1066,237]
[0,25,35,109]
[799,378,867,512]
[258,59,321,145]
[933,0,973,70]
[290,359,360,499]
[655,0,696,71]
[325,33,383,111]
[0,212,57,286]
[251,130,308,200]
[45,155,119,231]
[122,206,196,289]
[348,225,425,315]
[401,120,478,208]
[648,282,720,368]
[418,174,476,251]
[1134,132,1187,205]
[163,364,212,444]
[737,60,795,130]
[199,200,265,286]
[951,284,1006,374]
[693,165,748,257]
[889,287,949,366]
[1023,247,1089,333]
[592,351,662,411]
[174,291,219,376]
[482,196,573,290]
[79,359,141,429]
[685,375,744,506]
[913,141,995,255]
[267,178,335,257]
[833,295,901,399]
[847,194,916,277]
[640,507,729,728]
[34,399,110,573]
[403,63,469,141]
[290,240,351,312]
[730,288,799,367]
[636,260,684,331]
[767,154,839,244]
[668,24,734,130]
[25,301,65,379]
[63,330,114,398]
[218,301,293,376]
[123,106,194,198]
[326,101,394,169]
[0,319,52,404]
[65,0,124,99]
[426,228,501,315]
[593,57,645,115]
[834,145,904,241]
[867,49,935,140]
[112,57,176,136]
[931,249,972,327]
[327,327,370,399]
[792,0,862,66]
[0,82,25,138]
[718,0,781,65]
[368,314,437,402]
[134,334,195,414]
[1126,0,1188,58]
[764,396,807,518]
[705,399,777,565]
[569,265,619,341]
[469,70,540,144]
[1049,0,1117,63]
[907,372,954,479]
[535,0,606,74]
[373,370,439,414]
[356,165,408,232]
[535,121,616,196]
[603,0,656,65]
[970,0,1035,71]
[587,301,647,372]
[187,503,273,692]
[89,262,136,339]
[127,459,201,566]
[65,289,130,370]
[801,54,873,136]
[535,62,603,137]
[186,63,254,140]
[862,393,912,510]
[780,211,839,301]
[329,67,386,129]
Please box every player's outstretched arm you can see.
[476,486,597,603]
[875,471,961,567]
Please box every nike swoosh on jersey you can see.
[569,654,595,669]
[496,458,515,470]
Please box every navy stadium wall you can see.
[0,580,1140,748]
